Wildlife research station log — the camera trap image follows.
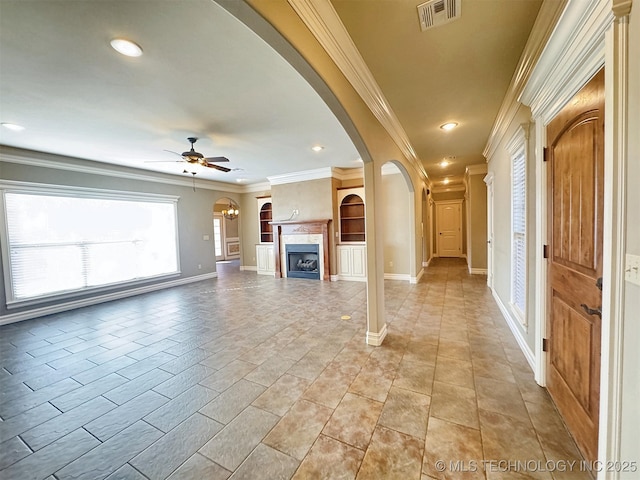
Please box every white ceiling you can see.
[0,0,542,188]
[0,0,362,185]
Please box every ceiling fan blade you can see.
[205,163,231,172]
[144,160,184,163]
[203,156,229,163]
[163,149,184,157]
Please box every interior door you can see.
[436,202,462,257]
[546,69,604,463]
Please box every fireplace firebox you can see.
[285,244,320,280]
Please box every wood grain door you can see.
[546,69,604,463]
[436,202,462,257]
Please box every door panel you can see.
[546,69,604,463]
[436,202,461,257]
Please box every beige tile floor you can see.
[0,258,588,479]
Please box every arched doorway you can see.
[213,197,241,267]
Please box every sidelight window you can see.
[507,126,528,327]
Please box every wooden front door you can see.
[546,69,604,463]
[436,201,462,257]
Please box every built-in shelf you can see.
[339,190,365,243]
[258,198,273,243]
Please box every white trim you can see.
[240,265,257,272]
[431,185,465,193]
[267,166,364,185]
[336,275,366,283]
[469,268,488,275]
[384,273,411,282]
[465,164,488,176]
[521,0,612,123]
[492,289,536,371]
[412,267,424,284]
[598,10,629,474]
[483,1,567,159]
[0,272,218,326]
[0,150,248,193]
[0,179,180,203]
[287,0,428,182]
[534,119,548,386]
[366,323,388,346]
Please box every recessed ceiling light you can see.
[1,123,25,131]
[440,122,458,131]
[443,177,450,184]
[439,160,450,167]
[110,38,143,57]
[311,145,324,152]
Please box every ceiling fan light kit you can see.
[162,137,232,173]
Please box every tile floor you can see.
[0,258,588,479]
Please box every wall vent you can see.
[417,0,461,31]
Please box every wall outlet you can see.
[203,235,210,241]
[198,264,202,270]
[625,253,640,286]
[389,261,393,267]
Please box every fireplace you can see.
[286,244,320,280]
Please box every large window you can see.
[1,183,179,306]
[507,126,528,327]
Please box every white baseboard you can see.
[411,268,424,284]
[469,268,488,275]
[240,265,257,272]
[0,272,219,326]
[330,274,339,282]
[384,273,411,282]
[422,258,432,267]
[491,289,536,372]
[335,275,366,282]
[366,323,388,346]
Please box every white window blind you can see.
[512,148,526,319]
[3,190,179,303]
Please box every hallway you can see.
[0,259,587,479]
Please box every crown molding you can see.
[465,164,488,176]
[287,0,428,182]
[483,0,567,160]
[520,0,612,123]
[268,166,363,185]
[432,185,466,193]
[0,148,250,194]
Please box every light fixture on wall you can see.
[222,202,239,220]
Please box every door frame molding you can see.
[483,172,495,291]
[521,0,630,473]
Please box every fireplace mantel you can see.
[270,219,331,280]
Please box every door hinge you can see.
[543,245,549,258]
[543,147,549,162]
[542,338,548,352]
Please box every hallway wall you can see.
[485,106,536,353]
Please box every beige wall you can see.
[381,172,411,275]
[239,190,270,267]
[486,105,535,350]
[467,174,488,271]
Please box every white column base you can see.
[366,323,388,346]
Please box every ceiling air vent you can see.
[417,0,461,31]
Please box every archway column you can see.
[363,160,387,345]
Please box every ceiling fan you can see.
[164,137,231,172]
